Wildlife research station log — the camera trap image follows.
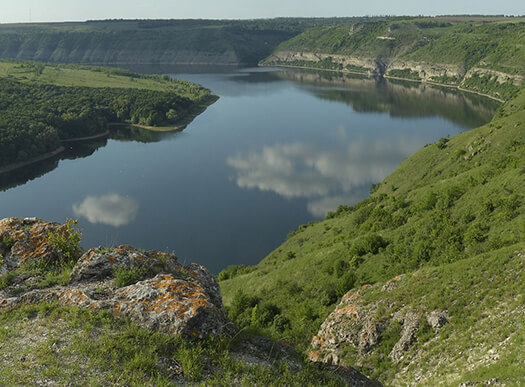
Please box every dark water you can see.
[0,67,499,272]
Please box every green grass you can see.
[265,18,525,99]
[0,303,346,386]
[0,60,206,99]
[220,88,525,383]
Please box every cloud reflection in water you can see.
[72,194,139,227]
[227,136,422,217]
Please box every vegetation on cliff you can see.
[220,86,525,384]
[264,17,525,100]
[0,60,216,168]
[0,18,382,67]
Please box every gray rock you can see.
[69,245,179,284]
[427,310,448,333]
[389,311,420,362]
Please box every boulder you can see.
[69,245,179,284]
[427,310,448,333]
[0,229,234,339]
[0,217,65,273]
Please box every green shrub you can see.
[436,137,449,149]
[217,264,256,281]
[47,219,82,267]
[335,271,357,297]
[113,266,151,287]
[0,271,16,290]
[2,236,14,249]
[349,233,389,257]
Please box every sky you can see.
[0,0,523,23]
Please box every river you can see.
[0,67,499,272]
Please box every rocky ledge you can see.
[309,274,448,366]
[0,217,233,339]
[0,217,382,385]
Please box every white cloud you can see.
[227,136,422,217]
[72,194,139,227]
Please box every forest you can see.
[0,61,215,168]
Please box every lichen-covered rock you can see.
[0,220,234,339]
[309,274,444,369]
[427,310,448,333]
[0,217,64,273]
[112,274,231,337]
[309,288,380,365]
[69,245,179,284]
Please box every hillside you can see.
[219,86,525,384]
[262,17,525,100]
[0,59,216,170]
[0,18,376,67]
[0,218,378,386]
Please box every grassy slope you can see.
[266,18,525,100]
[0,18,375,67]
[0,59,204,97]
[0,303,345,386]
[220,89,525,383]
[272,18,525,74]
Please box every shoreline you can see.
[61,130,110,142]
[0,95,218,175]
[0,146,65,175]
[262,63,506,103]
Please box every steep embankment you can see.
[262,18,525,100]
[220,86,525,384]
[0,19,379,67]
[0,20,295,66]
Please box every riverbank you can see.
[61,130,110,142]
[0,147,65,175]
[262,63,507,103]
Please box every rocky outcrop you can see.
[309,274,448,368]
[387,59,465,80]
[0,217,233,338]
[0,217,65,274]
[0,217,382,385]
[264,51,523,97]
[463,67,524,86]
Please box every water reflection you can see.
[275,69,499,127]
[0,126,165,192]
[227,136,422,217]
[72,194,139,227]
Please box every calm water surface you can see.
[0,68,499,272]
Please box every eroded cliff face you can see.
[263,51,377,74]
[263,50,523,99]
[387,59,465,80]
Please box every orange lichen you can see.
[60,290,89,305]
[336,305,360,320]
[106,255,118,264]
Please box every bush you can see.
[436,137,449,149]
[217,264,255,281]
[47,219,82,267]
[227,290,260,328]
[2,236,14,249]
[349,233,389,257]
[335,271,357,297]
